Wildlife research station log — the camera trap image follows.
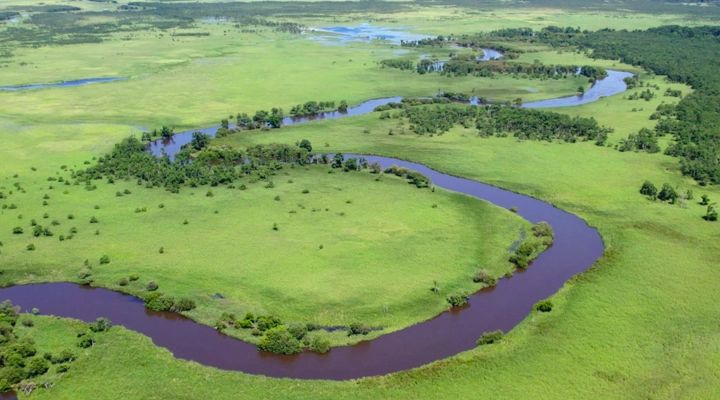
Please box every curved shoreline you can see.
[0,154,604,380]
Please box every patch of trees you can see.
[509,222,553,268]
[617,128,660,153]
[289,100,342,117]
[215,312,331,355]
[476,105,612,144]
[0,301,80,392]
[639,180,716,220]
[76,136,311,192]
[380,58,414,70]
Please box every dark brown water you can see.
[0,155,603,380]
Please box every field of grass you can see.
[0,161,528,345]
[14,75,720,398]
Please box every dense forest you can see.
[459,25,720,184]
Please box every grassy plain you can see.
[0,162,527,344]
[16,73,720,399]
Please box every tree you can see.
[257,326,302,355]
[160,126,174,139]
[639,180,658,199]
[297,139,312,153]
[657,183,678,203]
[190,132,210,151]
[704,204,718,221]
[338,100,349,113]
[331,153,344,168]
[700,194,710,205]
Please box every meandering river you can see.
[0,49,625,381]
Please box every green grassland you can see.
[13,69,720,399]
[0,162,528,345]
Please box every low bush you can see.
[257,326,303,355]
[534,300,554,312]
[348,323,372,336]
[447,293,469,308]
[477,330,504,346]
[472,269,497,286]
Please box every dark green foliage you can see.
[306,336,331,353]
[380,58,415,70]
[657,183,679,203]
[384,165,431,188]
[704,204,718,221]
[190,132,210,151]
[476,330,504,346]
[289,101,335,117]
[446,293,469,308]
[286,323,308,340]
[99,255,110,264]
[26,357,49,377]
[76,333,94,348]
[173,298,196,312]
[618,128,660,153]
[88,317,112,332]
[348,323,372,336]
[640,181,658,198]
[472,269,497,286]
[534,300,554,312]
[257,326,302,355]
[146,281,159,291]
[144,293,174,312]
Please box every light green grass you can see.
[0,162,526,345]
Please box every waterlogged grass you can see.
[0,163,526,345]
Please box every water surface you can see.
[0,77,125,92]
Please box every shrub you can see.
[657,183,678,203]
[89,216,99,223]
[56,364,70,373]
[257,326,303,355]
[52,349,75,364]
[21,319,34,328]
[76,333,94,348]
[26,243,36,251]
[447,293,469,308]
[118,277,129,286]
[26,357,49,377]
[307,336,331,353]
[476,330,504,346]
[286,323,308,340]
[472,269,497,286]
[146,281,159,291]
[99,255,110,264]
[12,226,23,234]
[89,317,112,332]
[256,315,282,331]
[173,298,196,312]
[534,300,553,312]
[145,293,174,312]
[129,274,139,281]
[348,323,372,336]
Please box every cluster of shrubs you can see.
[383,165,431,188]
[639,181,717,221]
[214,312,331,355]
[447,293,470,308]
[76,137,313,192]
[509,222,554,268]
[381,102,612,145]
[143,292,196,313]
[0,301,79,391]
[289,100,348,117]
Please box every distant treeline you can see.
[380,55,606,81]
[378,102,611,144]
[487,25,720,184]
